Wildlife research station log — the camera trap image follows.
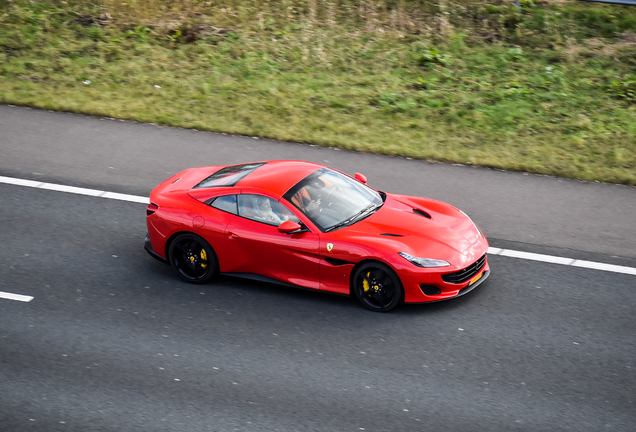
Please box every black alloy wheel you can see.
[353,262,403,312]
[169,233,217,284]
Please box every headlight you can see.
[459,210,483,238]
[399,252,450,268]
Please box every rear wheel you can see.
[353,262,403,312]
[169,233,217,284]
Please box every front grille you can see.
[441,254,486,284]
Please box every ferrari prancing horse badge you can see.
[327,243,334,252]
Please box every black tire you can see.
[352,262,403,312]
[168,233,218,284]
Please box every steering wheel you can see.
[322,186,337,208]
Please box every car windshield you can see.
[283,168,384,232]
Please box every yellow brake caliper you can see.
[200,249,208,269]
[362,271,381,297]
[363,272,371,294]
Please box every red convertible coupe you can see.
[145,161,490,311]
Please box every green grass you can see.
[1,0,635,184]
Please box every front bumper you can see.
[386,244,491,303]
[417,269,490,304]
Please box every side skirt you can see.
[221,272,349,297]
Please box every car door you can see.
[223,194,321,290]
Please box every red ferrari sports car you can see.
[145,160,489,312]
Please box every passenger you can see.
[254,196,286,225]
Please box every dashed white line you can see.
[1,175,634,277]
[0,291,34,302]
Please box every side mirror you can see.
[278,220,304,234]
[354,172,367,184]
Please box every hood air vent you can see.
[413,208,432,219]
[380,233,404,237]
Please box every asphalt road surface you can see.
[1,105,635,431]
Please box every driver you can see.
[291,184,323,217]
[292,177,342,219]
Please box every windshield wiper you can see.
[325,203,381,232]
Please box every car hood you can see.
[334,194,483,262]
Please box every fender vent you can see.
[325,258,354,266]
[413,208,432,219]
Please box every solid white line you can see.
[500,249,575,265]
[0,175,634,277]
[0,175,149,204]
[571,259,636,276]
[39,182,104,197]
[0,291,34,302]
[101,191,149,204]
[0,176,43,188]
[487,247,636,276]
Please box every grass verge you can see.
[1,0,635,184]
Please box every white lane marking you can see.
[0,291,34,302]
[39,182,104,197]
[0,177,43,188]
[487,247,636,276]
[494,249,575,265]
[0,175,149,204]
[1,175,634,277]
[101,191,148,203]
[571,259,636,275]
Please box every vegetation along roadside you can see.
[1,0,635,184]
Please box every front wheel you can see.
[353,262,403,312]
[168,233,217,284]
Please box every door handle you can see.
[229,232,239,239]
